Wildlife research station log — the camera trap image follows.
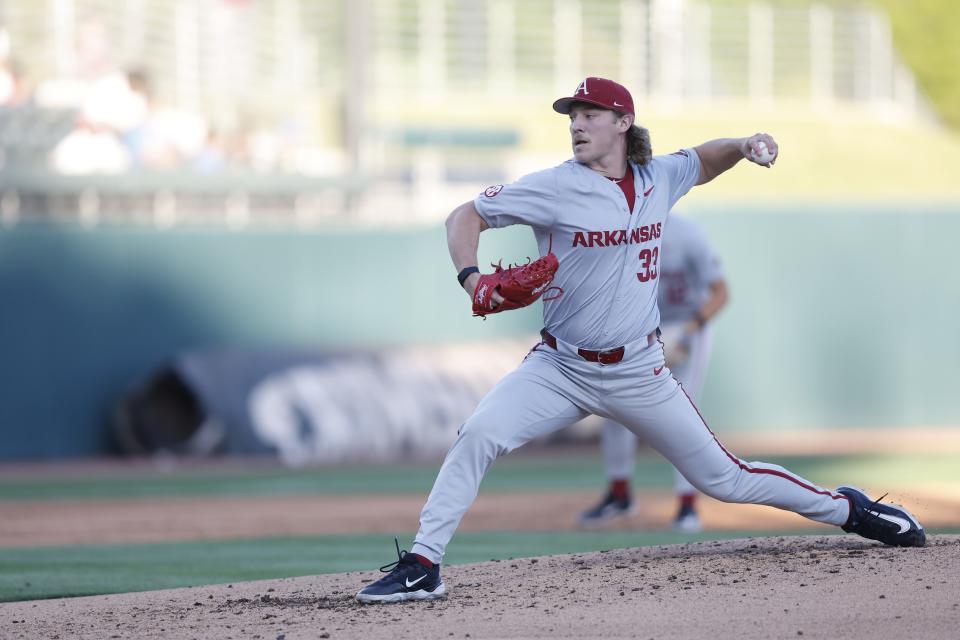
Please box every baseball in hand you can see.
[750,140,776,165]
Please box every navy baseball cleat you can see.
[356,539,446,603]
[578,491,634,526]
[672,503,703,534]
[837,486,926,547]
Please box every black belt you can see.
[540,328,657,365]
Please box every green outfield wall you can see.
[694,206,960,431]
[1,206,957,458]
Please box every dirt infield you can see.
[2,535,957,639]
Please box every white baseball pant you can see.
[601,323,713,494]
[411,332,849,564]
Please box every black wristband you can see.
[457,266,480,286]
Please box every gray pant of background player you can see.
[601,322,713,493]
[410,331,849,564]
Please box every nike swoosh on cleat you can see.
[405,575,427,588]
[868,510,911,534]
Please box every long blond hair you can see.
[626,123,652,166]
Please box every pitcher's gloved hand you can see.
[472,251,562,317]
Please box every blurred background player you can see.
[579,212,729,532]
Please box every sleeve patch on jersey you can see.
[670,150,689,157]
[484,185,504,197]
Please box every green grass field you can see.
[2,452,957,500]
[1,450,957,603]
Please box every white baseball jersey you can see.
[657,214,725,324]
[474,149,702,348]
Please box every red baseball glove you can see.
[472,250,562,317]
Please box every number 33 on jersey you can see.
[638,246,659,282]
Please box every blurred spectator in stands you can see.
[82,68,149,135]
[42,18,137,174]
[0,59,31,106]
[123,69,178,169]
[49,62,146,174]
[124,69,208,171]
[49,117,131,174]
[191,130,229,173]
[0,28,31,106]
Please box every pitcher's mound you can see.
[3,534,957,640]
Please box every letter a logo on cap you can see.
[553,77,635,116]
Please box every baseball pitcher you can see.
[356,77,925,604]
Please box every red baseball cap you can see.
[552,77,635,116]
